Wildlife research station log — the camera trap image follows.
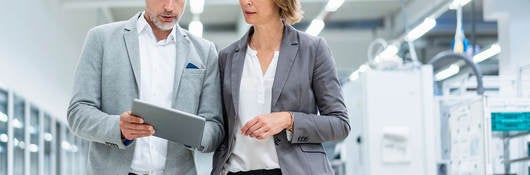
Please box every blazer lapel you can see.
[171,27,191,105]
[231,29,252,115]
[271,25,299,106]
[123,12,143,94]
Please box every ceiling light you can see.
[0,134,7,143]
[190,0,205,14]
[473,44,501,63]
[435,64,460,81]
[44,133,53,142]
[406,17,437,42]
[349,64,369,81]
[449,0,472,9]
[306,19,325,36]
[376,45,399,60]
[325,0,345,12]
[0,113,7,122]
[189,20,203,38]
[12,118,23,129]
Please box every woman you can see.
[212,0,350,174]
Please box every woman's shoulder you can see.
[217,38,244,66]
[218,41,239,56]
[288,26,326,49]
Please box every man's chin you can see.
[154,22,175,31]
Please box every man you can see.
[67,0,223,174]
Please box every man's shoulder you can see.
[88,21,129,36]
[181,28,214,49]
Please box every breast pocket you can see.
[175,69,206,114]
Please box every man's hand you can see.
[240,112,293,140]
[119,111,155,140]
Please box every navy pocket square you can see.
[186,63,199,69]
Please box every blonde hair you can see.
[273,0,304,25]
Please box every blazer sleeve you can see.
[67,28,129,149]
[197,42,225,152]
[290,38,351,144]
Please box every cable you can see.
[399,0,420,64]
[367,38,388,64]
[429,51,484,95]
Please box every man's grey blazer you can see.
[212,25,351,175]
[67,12,224,175]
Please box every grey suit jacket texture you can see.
[67,12,224,175]
[212,25,351,175]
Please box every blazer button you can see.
[274,138,281,145]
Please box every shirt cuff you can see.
[121,134,133,146]
[286,130,293,142]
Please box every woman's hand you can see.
[240,112,293,140]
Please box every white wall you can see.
[0,0,100,122]
[321,29,374,71]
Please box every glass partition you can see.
[65,129,75,175]
[29,106,39,175]
[55,122,62,175]
[13,95,25,175]
[0,89,8,175]
[43,114,53,175]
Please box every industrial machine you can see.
[341,66,437,175]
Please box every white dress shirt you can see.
[224,46,281,173]
[130,12,177,175]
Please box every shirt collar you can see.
[137,11,177,43]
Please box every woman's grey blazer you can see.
[212,24,351,175]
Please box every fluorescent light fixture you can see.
[71,145,79,153]
[349,64,369,81]
[29,126,37,134]
[406,17,436,41]
[18,141,25,149]
[190,0,205,14]
[12,118,23,129]
[349,73,360,81]
[435,64,460,81]
[325,0,345,12]
[44,133,53,142]
[473,44,501,63]
[306,19,325,36]
[0,113,7,122]
[0,134,7,143]
[376,45,399,60]
[449,0,472,9]
[189,20,203,37]
[61,141,71,151]
[29,144,38,153]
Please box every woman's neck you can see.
[250,20,284,51]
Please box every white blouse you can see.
[224,46,281,173]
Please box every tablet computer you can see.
[131,99,205,148]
